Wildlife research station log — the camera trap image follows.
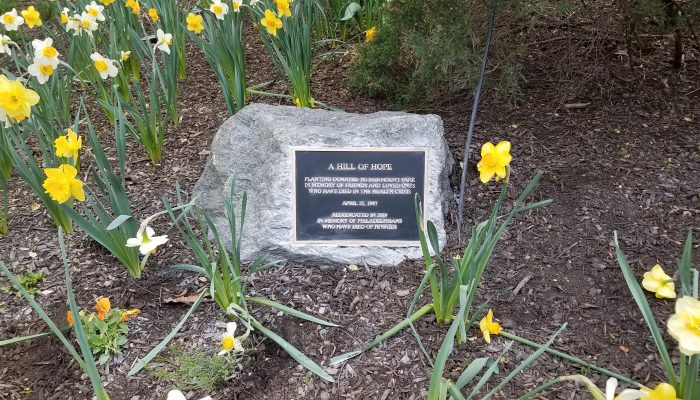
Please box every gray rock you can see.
[193,104,453,266]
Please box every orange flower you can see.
[67,311,74,327]
[119,308,140,322]
[95,297,111,320]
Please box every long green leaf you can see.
[0,262,85,368]
[59,229,109,400]
[246,296,339,327]
[428,286,469,400]
[614,232,677,388]
[0,326,70,346]
[250,317,335,383]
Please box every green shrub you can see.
[349,0,525,107]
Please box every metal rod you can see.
[456,0,498,240]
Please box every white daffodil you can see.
[155,29,173,54]
[232,0,242,12]
[120,50,131,62]
[78,12,98,35]
[249,0,261,6]
[1,9,24,31]
[605,378,648,400]
[32,38,60,68]
[27,60,55,84]
[210,0,229,19]
[66,14,81,34]
[218,322,245,355]
[126,224,168,255]
[0,34,12,55]
[85,1,105,22]
[166,390,212,400]
[90,52,118,80]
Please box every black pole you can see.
[456,0,498,240]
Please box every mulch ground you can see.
[1,16,699,400]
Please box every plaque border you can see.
[291,146,429,246]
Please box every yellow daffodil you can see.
[126,224,169,255]
[186,13,204,33]
[0,75,40,123]
[275,0,291,17]
[167,390,212,400]
[365,26,377,43]
[642,264,676,299]
[27,60,54,84]
[218,322,245,355]
[85,1,105,22]
[60,8,69,24]
[32,38,60,68]
[95,297,111,320]
[119,308,140,322]
[42,164,85,203]
[148,7,159,22]
[54,129,82,161]
[121,50,131,61]
[90,52,118,80]
[155,29,173,54]
[668,295,700,356]
[99,0,116,5]
[477,141,512,183]
[260,9,283,36]
[21,6,42,29]
[67,311,74,327]
[125,0,140,15]
[232,0,243,12]
[479,309,502,343]
[641,383,679,400]
[0,34,11,55]
[1,9,24,31]
[210,0,228,20]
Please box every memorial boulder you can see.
[193,104,453,266]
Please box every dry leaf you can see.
[619,345,629,353]
[164,289,204,304]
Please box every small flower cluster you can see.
[66,297,140,364]
[64,1,105,37]
[27,38,60,84]
[42,129,86,204]
[0,7,41,31]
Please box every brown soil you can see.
[1,10,699,400]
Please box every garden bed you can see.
[1,5,699,400]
